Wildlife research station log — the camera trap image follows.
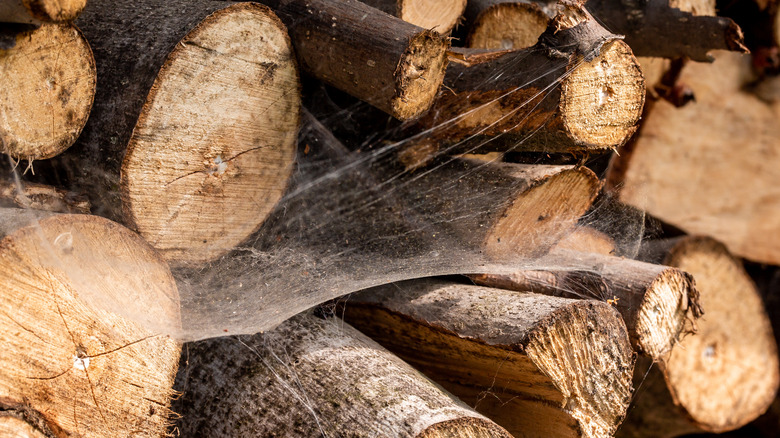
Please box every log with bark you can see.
[341,279,635,438]
[0,23,95,160]
[411,2,645,157]
[464,0,553,49]
[259,0,449,120]
[470,249,702,360]
[173,313,514,437]
[38,0,300,267]
[616,236,779,436]
[0,208,181,437]
[0,177,89,213]
[359,0,467,34]
[0,0,87,24]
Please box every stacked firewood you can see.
[1,0,779,437]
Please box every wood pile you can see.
[1,0,779,436]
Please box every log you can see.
[607,51,780,265]
[0,23,95,160]
[359,0,467,33]
[0,0,87,24]
[552,225,616,255]
[470,249,702,360]
[0,177,90,213]
[0,208,181,437]
[464,0,552,49]
[41,0,300,267]
[414,3,645,156]
[586,0,747,61]
[259,0,449,120]
[342,279,635,438]
[173,313,514,437]
[616,236,779,436]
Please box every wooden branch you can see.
[0,0,87,24]
[342,279,635,438]
[40,0,300,267]
[414,3,644,155]
[174,313,513,437]
[0,23,95,160]
[617,236,779,436]
[0,208,181,437]
[586,0,747,61]
[470,249,702,360]
[465,0,552,49]
[260,0,449,120]
[607,51,780,265]
[359,0,467,33]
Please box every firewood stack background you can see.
[1,0,780,436]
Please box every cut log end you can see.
[0,416,46,438]
[121,3,299,266]
[561,40,645,150]
[24,0,87,22]
[0,23,95,160]
[417,418,513,438]
[393,29,449,120]
[467,2,549,50]
[400,0,467,33]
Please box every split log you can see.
[607,51,780,265]
[0,23,95,160]
[470,249,701,360]
[0,0,87,24]
[586,0,747,61]
[464,0,552,49]
[41,0,300,266]
[174,313,513,437]
[616,236,779,436]
[552,226,616,255]
[0,208,181,437]
[260,0,449,120]
[342,279,635,438]
[359,0,467,33]
[414,3,644,156]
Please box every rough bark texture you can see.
[616,236,779,436]
[608,51,780,265]
[465,0,552,49]
[343,279,635,438]
[0,0,87,24]
[40,0,300,267]
[0,208,181,437]
[0,23,95,160]
[415,3,644,155]
[586,0,747,61]
[260,0,449,120]
[470,249,701,360]
[173,313,513,437]
[359,0,467,33]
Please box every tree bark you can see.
[0,0,87,24]
[39,0,300,267]
[259,0,449,120]
[0,208,181,437]
[464,0,552,49]
[359,0,467,33]
[470,248,702,360]
[173,313,514,437]
[0,23,95,160]
[342,279,635,438]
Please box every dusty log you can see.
[0,177,89,213]
[608,51,780,265]
[359,0,467,33]
[0,208,181,437]
[613,236,780,437]
[586,0,747,61]
[260,0,448,120]
[342,279,635,438]
[470,249,701,360]
[174,313,513,437]
[0,23,95,160]
[464,0,552,49]
[0,0,87,24]
[414,3,644,156]
[40,0,299,266]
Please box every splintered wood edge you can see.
[561,40,645,149]
[392,29,448,120]
[662,237,779,432]
[418,417,513,438]
[0,213,181,436]
[485,166,601,260]
[121,3,300,266]
[467,2,549,50]
[400,0,467,33]
[0,23,96,160]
